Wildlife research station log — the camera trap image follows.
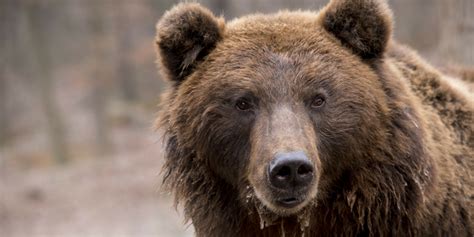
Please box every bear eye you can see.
[310,95,325,109]
[235,98,252,111]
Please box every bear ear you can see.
[155,3,225,83]
[320,0,393,60]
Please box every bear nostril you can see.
[276,166,291,179]
[297,164,313,176]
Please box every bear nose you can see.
[268,151,314,190]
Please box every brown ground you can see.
[0,135,193,237]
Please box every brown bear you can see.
[154,0,473,236]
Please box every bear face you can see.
[157,0,398,217]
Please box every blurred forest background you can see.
[0,0,472,236]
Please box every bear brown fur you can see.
[155,0,473,236]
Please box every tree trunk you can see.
[437,0,474,65]
[0,1,10,148]
[89,1,112,156]
[115,1,137,102]
[25,2,69,164]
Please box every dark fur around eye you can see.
[235,98,252,111]
[310,95,326,109]
[232,94,258,113]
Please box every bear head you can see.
[156,0,429,221]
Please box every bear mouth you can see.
[265,191,311,215]
[277,196,304,208]
[248,176,318,217]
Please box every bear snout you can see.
[268,151,314,190]
[267,151,315,207]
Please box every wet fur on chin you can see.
[250,181,317,217]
